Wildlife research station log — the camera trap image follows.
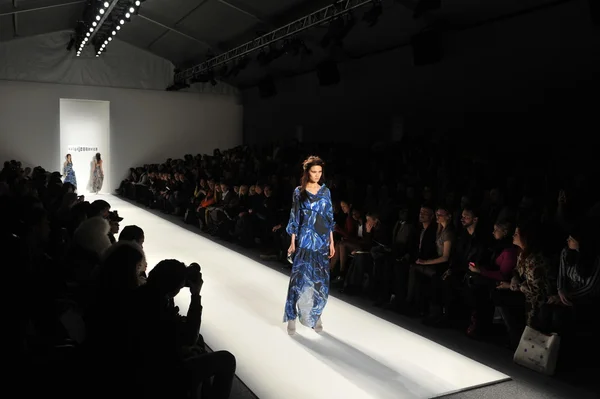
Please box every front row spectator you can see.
[119,225,145,248]
[542,225,599,335]
[494,223,550,348]
[130,260,236,399]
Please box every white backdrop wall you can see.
[0,80,243,192]
[60,99,110,193]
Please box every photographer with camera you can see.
[130,260,236,399]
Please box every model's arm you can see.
[100,160,104,175]
[286,188,300,238]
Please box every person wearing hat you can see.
[107,211,124,244]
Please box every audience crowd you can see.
[3,137,599,398]
[117,139,599,371]
[1,160,236,399]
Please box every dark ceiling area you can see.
[0,0,570,86]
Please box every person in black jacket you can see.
[424,206,488,326]
[129,260,236,399]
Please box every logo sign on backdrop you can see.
[68,145,99,153]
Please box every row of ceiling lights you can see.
[76,0,141,57]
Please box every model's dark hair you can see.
[66,154,71,162]
[300,155,325,200]
[96,152,101,161]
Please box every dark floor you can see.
[122,198,599,399]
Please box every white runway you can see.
[106,195,510,399]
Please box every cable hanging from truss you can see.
[175,0,375,82]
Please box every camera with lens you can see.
[184,262,202,287]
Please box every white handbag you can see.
[513,326,561,375]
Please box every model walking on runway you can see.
[283,156,335,335]
[63,154,77,189]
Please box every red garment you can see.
[480,246,518,281]
[334,214,357,238]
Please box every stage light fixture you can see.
[74,0,145,58]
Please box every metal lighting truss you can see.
[175,0,375,82]
[75,0,143,57]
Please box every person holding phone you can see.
[465,221,518,336]
[284,156,335,335]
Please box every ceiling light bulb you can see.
[96,15,100,20]
[129,7,134,13]
[125,13,130,18]
[96,55,99,57]
[104,2,109,7]
[99,9,105,14]
[108,37,112,41]
[120,19,124,24]
[112,31,116,35]
[135,0,140,5]
[86,32,90,37]
[92,22,97,27]
[89,28,94,32]
[116,25,121,30]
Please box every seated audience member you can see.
[196,179,217,230]
[206,181,238,233]
[543,225,599,335]
[465,221,518,337]
[68,216,112,285]
[333,200,357,240]
[130,260,236,399]
[85,241,147,357]
[88,199,110,218]
[119,225,145,248]
[107,211,123,244]
[494,223,551,348]
[341,212,389,294]
[331,207,365,284]
[425,206,487,326]
[407,205,454,318]
[377,206,416,309]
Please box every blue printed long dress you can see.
[63,162,77,188]
[283,184,335,328]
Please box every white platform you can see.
[105,195,510,399]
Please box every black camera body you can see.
[184,262,202,287]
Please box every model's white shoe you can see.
[314,317,323,333]
[287,320,296,335]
